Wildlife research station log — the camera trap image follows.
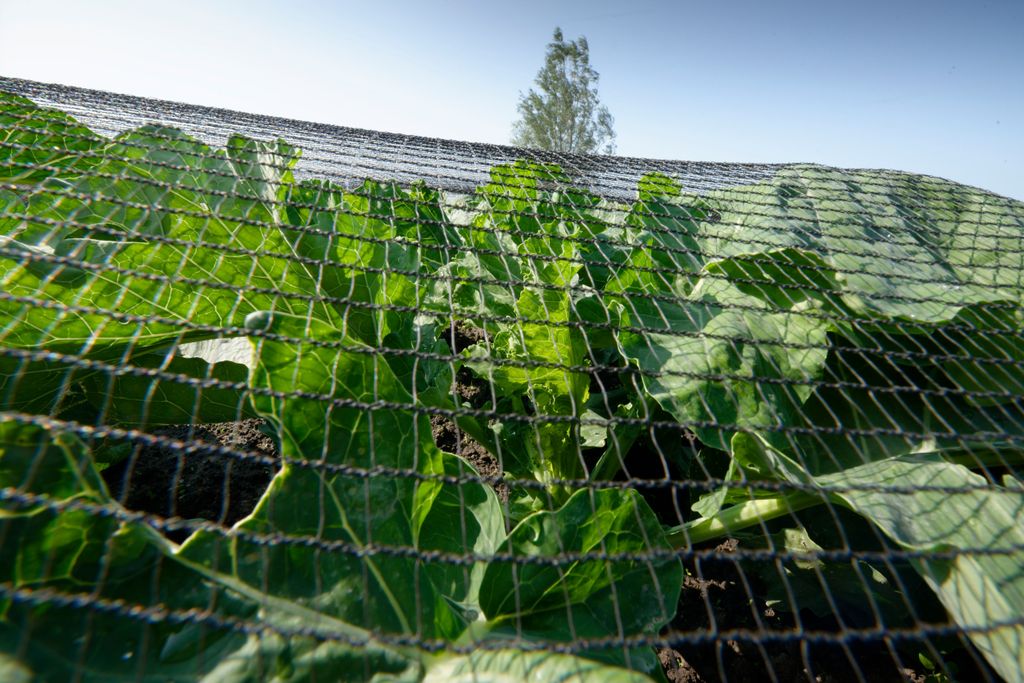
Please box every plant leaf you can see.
[424,649,654,683]
[180,310,502,644]
[817,456,1024,683]
[479,488,681,675]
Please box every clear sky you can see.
[1,0,1021,199]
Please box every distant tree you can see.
[511,28,616,155]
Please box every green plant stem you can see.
[667,491,823,547]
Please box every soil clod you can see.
[101,418,278,543]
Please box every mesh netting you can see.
[1,76,1023,683]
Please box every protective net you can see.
[1,76,1023,683]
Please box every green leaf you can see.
[636,172,682,201]
[0,351,88,417]
[0,420,260,681]
[624,303,828,452]
[181,310,502,644]
[465,282,590,488]
[193,630,420,683]
[285,179,419,344]
[424,649,655,683]
[700,166,1023,325]
[348,179,461,275]
[689,455,742,519]
[0,420,107,514]
[871,305,1024,408]
[469,289,588,415]
[789,331,1024,475]
[598,185,706,316]
[423,247,519,320]
[0,122,330,357]
[76,352,255,427]
[0,236,314,353]
[479,488,681,675]
[709,432,1024,683]
[702,248,842,310]
[417,453,506,639]
[0,91,106,183]
[816,456,1024,683]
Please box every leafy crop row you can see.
[1,90,1023,682]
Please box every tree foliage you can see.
[511,28,616,155]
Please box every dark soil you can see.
[443,319,487,354]
[432,319,510,500]
[101,418,278,543]
[431,413,509,503]
[656,537,998,682]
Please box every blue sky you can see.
[1,0,1021,199]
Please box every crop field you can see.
[1,88,1023,682]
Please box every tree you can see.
[511,28,616,155]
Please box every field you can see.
[2,90,1024,682]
